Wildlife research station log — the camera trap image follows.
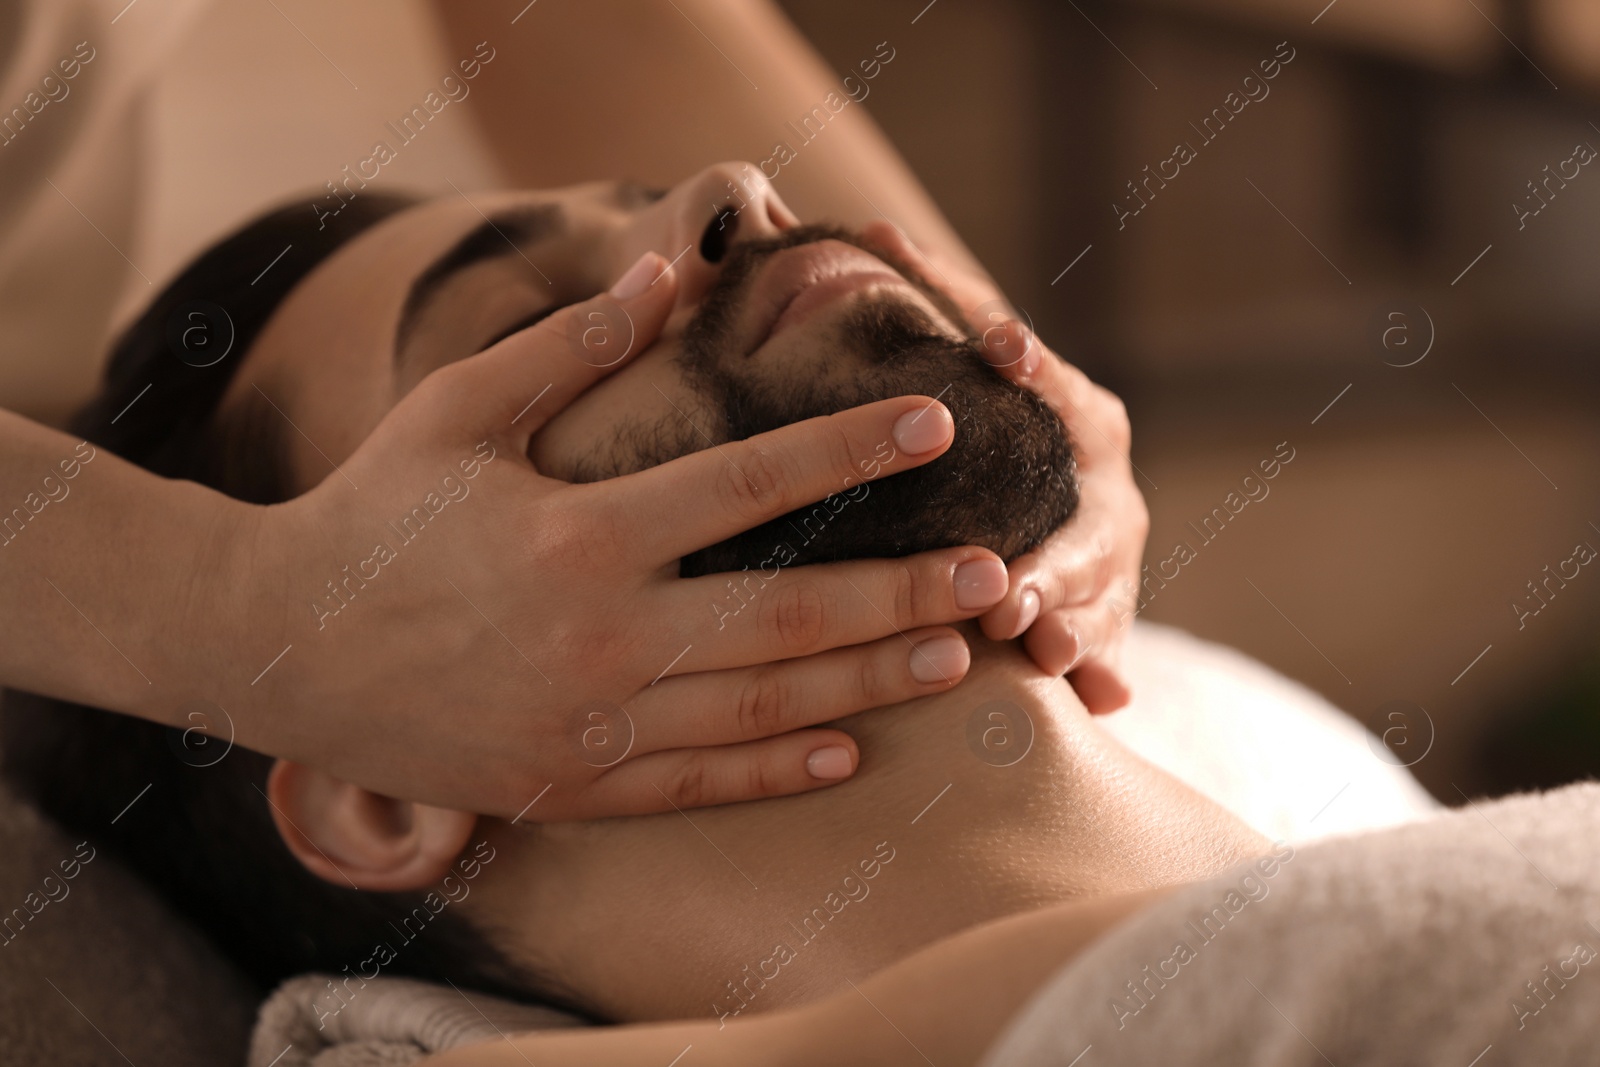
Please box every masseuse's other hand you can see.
[241,254,1003,819]
[863,223,1148,712]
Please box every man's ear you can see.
[266,760,478,891]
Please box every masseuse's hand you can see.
[236,253,1005,819]
[863,223,1148,712]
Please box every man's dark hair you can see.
[1,194,563,1011]
[1,200,1077,1016]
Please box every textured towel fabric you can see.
[249,975,582,1067]
[983,782,1600,1067]
[0,785,257,1067]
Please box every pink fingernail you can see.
[610,252,664,299]
[953,558,1008,610]
[892,405,953,454]
[1019,334,1041,377]
[806,745,854,780]
[1013,589,1041,638]
[910,635,969,684]
[1060,627,1083,672]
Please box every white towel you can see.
[1102,622,1439,843]
[248,975,581,1067]
[983,781,1600,1067]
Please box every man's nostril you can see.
[699,208,739,263]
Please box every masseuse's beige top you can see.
[0,0,499,423]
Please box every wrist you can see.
[135,477,287,739]
[204,490,301,751]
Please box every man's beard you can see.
[581,223,1081,578]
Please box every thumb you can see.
[409,250,680,445]
[979,529,1110,643]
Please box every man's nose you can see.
[629,162,799,306]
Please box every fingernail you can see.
[892,404,953,454]
[1059,627,1082,673]
[980,328,1008,367]
[1012,589,1041,639]
[910,635,969,684]
[806,745,854,780]
[610,251,664,300]
[1019,332,1041,377]
[954,558,1008,610]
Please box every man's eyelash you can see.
[479,301,579,351]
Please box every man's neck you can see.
[480,628,1265,1023]
[700,633,1265,1014]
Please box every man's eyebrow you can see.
[395,204,565,357]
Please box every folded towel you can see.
[248,975,582,1067]
[983,781,1600,1066]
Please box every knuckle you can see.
[544,502,622,571]
[1100,391,1132,451]
[1130,493,1151,543]
[734,668,792,739]
[744,751,783,801]
[420,353,474,393]
[764,580,829,656]
[817,416,861,485]
[719,443,793,523]
[888,558,923,625]
[854,647,890,706]
[663,755,713,809]
[407,361,474,422]
[1094,535,1124,593]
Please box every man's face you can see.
[226,162,988,496]
[232,163,1165,1023]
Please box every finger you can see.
[415,250,678,443]
[978,511,1114,641]
[628,627,970,751]
[978,319,1081,413]
[1008,338,1134,466]
[597,394,957,566]
[1020,608,1085,678]
[1021,608,1132,712]
[978,316,1041,378]
[668,547,1007,669]
[1069,660,1133,715]
[858,219,1001,314]
[980,403,1147,639]
[579,729,862,815]
[860,226,1047,386]
[859,218,947,294]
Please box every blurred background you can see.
[14,0,1599,803]
[784,0,1600,802]
[5,3,1591,1060]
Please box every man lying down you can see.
[7,164,1386,1062]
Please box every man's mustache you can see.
[680,224,974,362]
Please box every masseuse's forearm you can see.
[438,0,985,277]
[0,408,250,725]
